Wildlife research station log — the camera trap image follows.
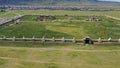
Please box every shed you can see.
[83,36,94,44]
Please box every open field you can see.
[0,10,120,18]
[0,10,120,68]
[0,42,120,68]
[0,13,120,39]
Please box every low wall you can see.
[0,15,25,25]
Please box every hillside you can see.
[0,0,120,6]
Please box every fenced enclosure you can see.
[0,14,120,44]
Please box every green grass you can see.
[0,10,120,68]
[0,10,120,18]
[0,11,18,18]
[0,42,120,68]
[0,15,119,39]
[13,10,120,17]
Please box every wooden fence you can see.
[0,36,120,44]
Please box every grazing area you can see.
[0,10,120,68]
[0,11,120,39]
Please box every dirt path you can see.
[105,15,120,21]
[0,57,69,65]
[0,46,120,52]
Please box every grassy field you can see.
[0,14,120,39]
[0,42,120,68]
[0,10,120,68]
[0,10,120,18]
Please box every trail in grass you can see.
[0,57,70,65]
[105,15,120,20]
[0,46,120,52]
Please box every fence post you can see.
[72,37,76,43]
[98,38,102,43]
[62,37,65,43]
[108,37,112,42]
[42,36,45,42]
[22,36,26,41]
[3,36,6,40]
[32,36,35,41]
[52,37,55,42]
[118,39,120,42]
[12,36,16,41]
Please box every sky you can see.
[99,0,120,2]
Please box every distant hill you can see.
[0,0,120,6]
